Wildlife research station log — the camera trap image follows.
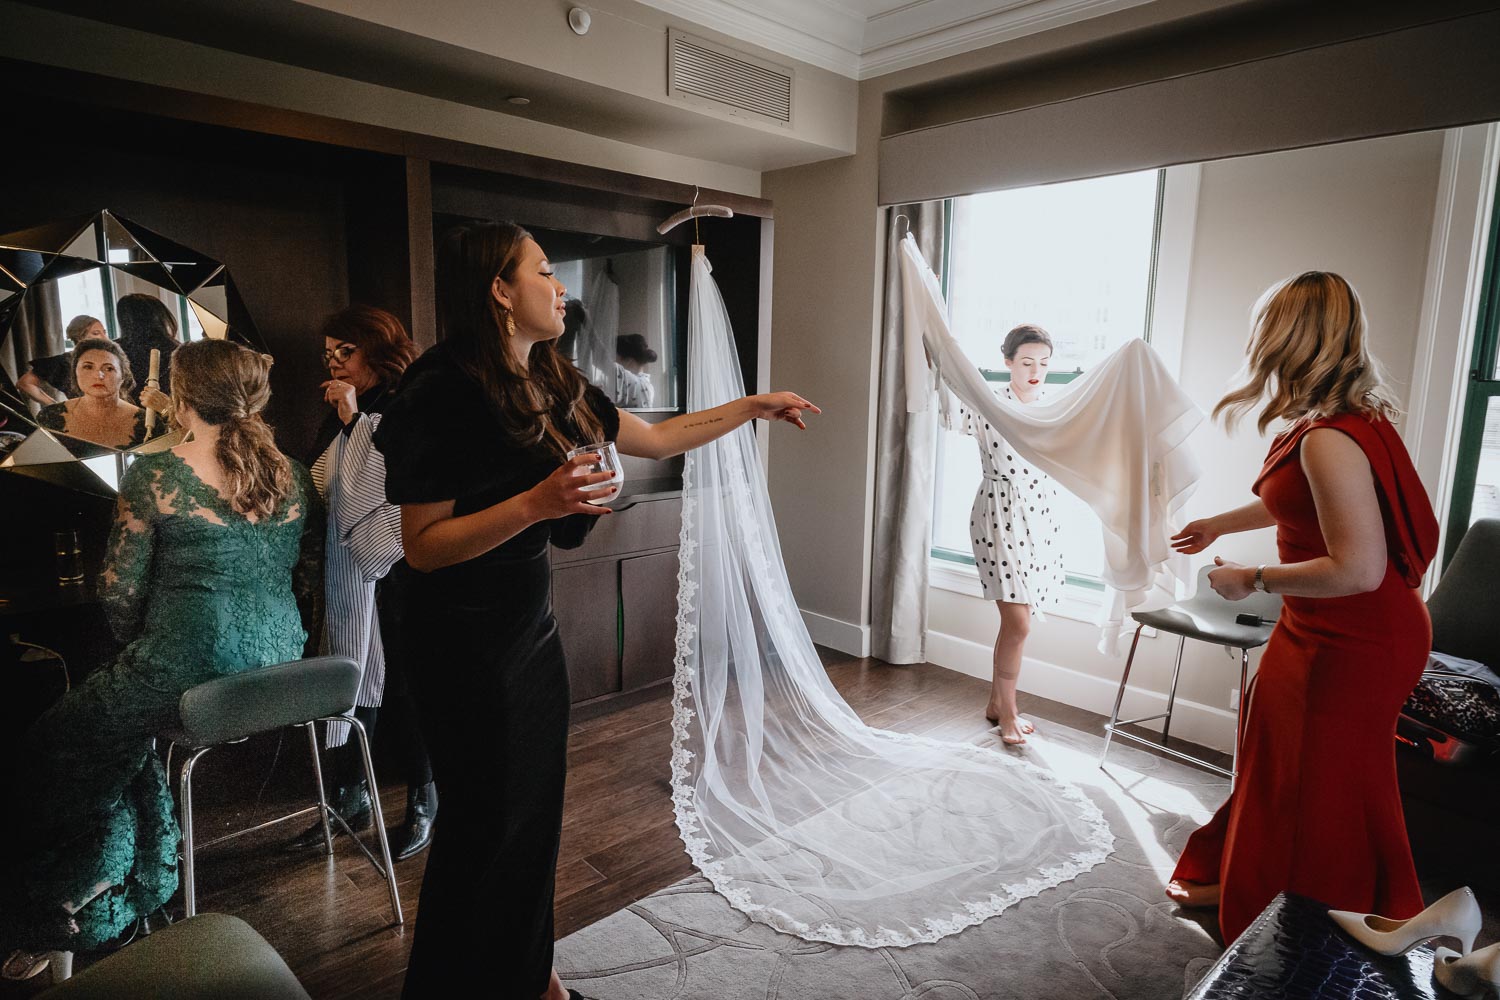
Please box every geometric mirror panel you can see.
[0,210,264,481]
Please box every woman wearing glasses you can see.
[286,307,438,861]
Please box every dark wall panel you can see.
[4,98,353,461]
[880,8,1500,204]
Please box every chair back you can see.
[1184,564,1282,621]
[1427,518,1500,665]
[173,655,360,748]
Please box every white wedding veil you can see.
[669,246,1114,948]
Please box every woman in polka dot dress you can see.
[959,324,1064,746]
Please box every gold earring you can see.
[504,312,516,337]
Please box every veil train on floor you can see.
[668,245,1124,948]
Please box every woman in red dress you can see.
[1164,270,1439,943]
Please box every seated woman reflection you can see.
[613,333,657,408]
[17,315,106,406]
[35,338,150,448]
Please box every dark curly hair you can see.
[320,304,419,388]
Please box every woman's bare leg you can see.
[986,601,1034,744]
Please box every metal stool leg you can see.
[178,746,211,918]
[304,722,335,856]
[348,717,404,925]
[1160,635,1187,743]
[1100,623,1145,767]
[1232,648,1250,793]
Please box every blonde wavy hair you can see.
[171,340,292,520]
[1214,271,1400,435]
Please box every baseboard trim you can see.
[801,610,871,657]
[925,629,1237,753]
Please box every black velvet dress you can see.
[373,344,617,997]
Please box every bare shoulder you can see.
[1300,425,1372,481]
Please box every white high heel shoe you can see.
[1327,886,1481,956]
[1433,942,1500,999]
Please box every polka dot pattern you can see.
[959,384,1065,608]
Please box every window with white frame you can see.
[932,169,1166,590]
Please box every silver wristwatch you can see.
[1252,565,1269,593]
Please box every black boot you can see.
[286,782,372,851]
[387,780,437,862]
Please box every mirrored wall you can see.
[527,225,682,412]
[0,210,264,470]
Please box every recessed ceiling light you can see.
[507,96,531,106]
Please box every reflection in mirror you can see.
[525,225,680,411]
[0,210,263,460]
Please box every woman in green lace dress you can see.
[2,340,321,982]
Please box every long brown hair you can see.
[69,336,135,398]
[1214,271,1400,434]
[171,339,292,520]
[116,292,179,341]
[320,304,418,387]
[436,222,605,457]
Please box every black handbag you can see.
[1397,666,1500,765]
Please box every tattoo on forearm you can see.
[683,416,725,429]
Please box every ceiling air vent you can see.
[668,29,793,128]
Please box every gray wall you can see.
[763,3,1484,656]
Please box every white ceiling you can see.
[634,0,1164,79]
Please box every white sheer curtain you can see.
[671,246,1113,948]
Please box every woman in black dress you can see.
[375,221,816,1000]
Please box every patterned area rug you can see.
[556,719,1231,1000]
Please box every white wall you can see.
[925,130,1447,751]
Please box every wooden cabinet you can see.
[552,494,682,705]
[621,550,681,691]
[551,561,621,703]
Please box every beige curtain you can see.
[870,203,945,664]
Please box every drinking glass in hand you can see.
[566,441,624,505]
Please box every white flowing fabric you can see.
[670,246,1114,949]
[898,234,1203,651]
[578,259,619,390]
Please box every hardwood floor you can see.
[5,651,1231,999]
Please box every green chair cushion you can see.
[165,655,360,748]
[38,913,310,1000]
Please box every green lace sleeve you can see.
[99,456,160,641]
[290,460,326,658]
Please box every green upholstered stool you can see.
[38,913,310,1000]
[160,655,402,924]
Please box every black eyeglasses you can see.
[323,344,358,365]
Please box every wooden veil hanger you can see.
[656,186,733,246]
